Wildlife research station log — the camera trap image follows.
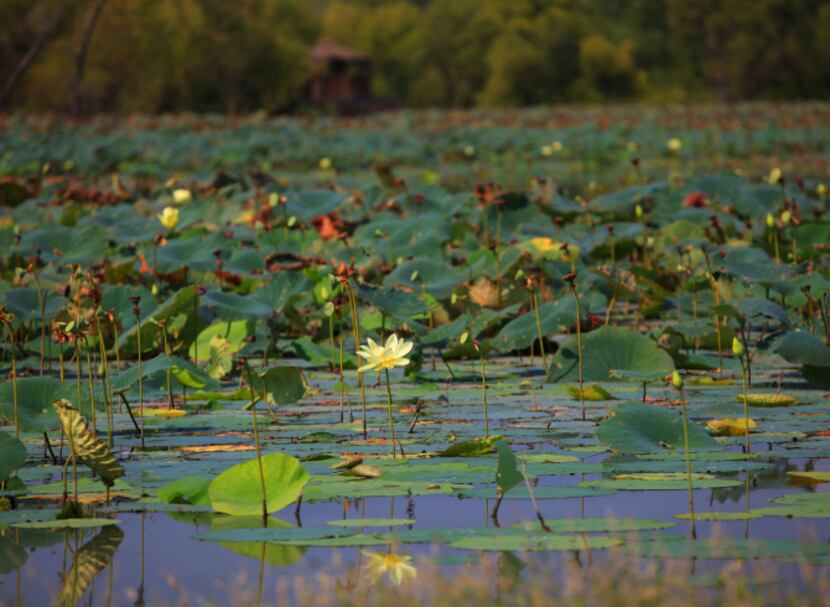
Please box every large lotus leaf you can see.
[492,300,577,352]
[157,476,212,506]
[0,375,69,431]
[354,212,452,260]
[383,259,465,300]
[109,354,217,393]
[117,285,197,356]
[154,233,228,273]
[495,441,522,495]
[254,367,309,406]
[3,287,64,321]
[420,315,470,347]
[210,515,306,566]
[732,297,790,326]
[208,454,309,516]
[21,224,109,265]
[547,325,674,383]
[355,283,428,318]
[202,289,273,321]
[188,320,251,362]
[101,285,157,330]
[283,189,347,220]
[449,534,622,552]
[793,223,830,258]
[596,402,718,454]
[0,432,26,481]
[769,331,830,368]
[252,272,311,311]
[54,400,125,488]
[291,336,358,369]
[588,181,667,216]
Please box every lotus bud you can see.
[768,167,782,185]
[635,204,644,220]
[732,336,745,358]
[780,210,792,225]
[172,188,191,204]
[158,206,179,230]
[670,370,683,389]
[766,213,775,228]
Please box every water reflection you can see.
[59,526,123,607]
[362,550,417,585]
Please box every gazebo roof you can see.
[311,39,371,63]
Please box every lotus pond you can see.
[0,105,829,606]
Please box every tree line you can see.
[2,0,829,113]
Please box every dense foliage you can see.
[2,0,830,112]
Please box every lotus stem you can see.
[85,345,96,437]
[11,333,18,440]
[677,384,696,539]
[31,269,46,375]
[111,315,121,371]
[244,363,269,525]
[94,313,113,447]
[384,368,398,458]
[479,349,489,438]
[739,361,750,455]
[530,289,547,369]
[570,282,585,420]
[135,313,144,448]
[75,338,83,420]
[347,285,368,439]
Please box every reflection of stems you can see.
[256,542,266,607]
[678,385,696,539]
[383,368,397,458]
[137,512,145,607]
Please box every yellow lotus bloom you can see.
[707,417,756,437]
[319,156,333,170]
[172,188,192,204]
[666,138,682,152]
[551,140,563,152]
[766,213,775,228]
[357,334,413,373]
[363,551,417,585]
[158,206,179,230]
[768,167,782,185]
[530,237,557,252]
[818,183,827,196]
[780,210,792,225]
